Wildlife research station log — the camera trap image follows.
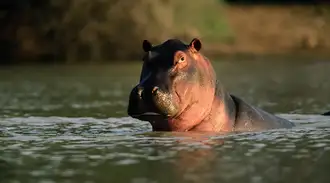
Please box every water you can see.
[1,59,330,183]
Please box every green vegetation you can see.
[0,0,232,64]
[1,1,330,64]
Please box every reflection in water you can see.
[0,61,330,183]
[168,133,223,183]
[1,115,330,183]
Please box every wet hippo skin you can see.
[323,111,330,116]
[127,38,295,132]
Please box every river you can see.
[1,59,330,183]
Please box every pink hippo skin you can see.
[127,38,295,132]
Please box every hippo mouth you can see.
[131,112,163,118]
[130,112,171,131]
[131,112,167,121]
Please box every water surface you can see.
[1,59,330,183]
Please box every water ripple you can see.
[1,114,330,183]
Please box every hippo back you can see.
[323,111,330,116]
[230,95,295,132]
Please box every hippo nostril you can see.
[152,87,159,95]
[137,86,144,99]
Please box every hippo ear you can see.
[189,38,202,52]
[142,40,152,52]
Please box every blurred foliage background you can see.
[0,0,330,64]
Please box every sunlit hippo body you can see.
[127,38,295,132]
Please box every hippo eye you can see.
[178,56,185,63]
[174,51,187,67]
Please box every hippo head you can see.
[127,38,217,131]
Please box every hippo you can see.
[127,38,295,132]
[323,111,330,116]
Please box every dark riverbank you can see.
[1,1,330,64]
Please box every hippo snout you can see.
[127,85,161,117]
[152,88,178,117]
[127,83,179,119]
[127,84,172,131]
[127,85,143,117]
